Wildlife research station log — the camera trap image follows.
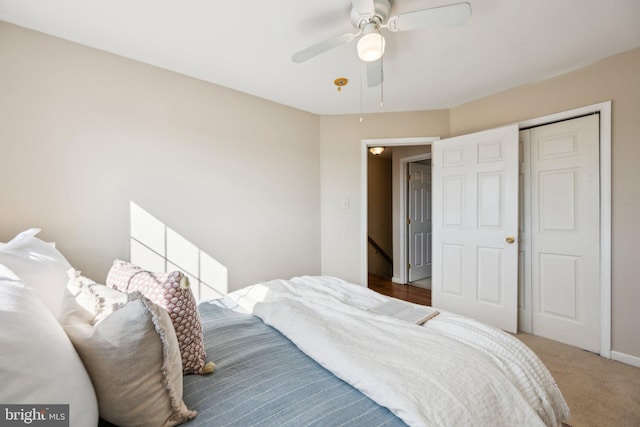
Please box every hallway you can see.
[367,274,431,306]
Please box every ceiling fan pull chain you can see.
[380,36,384,107]
[360,61,365,122]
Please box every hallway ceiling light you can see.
[369,146,385,155]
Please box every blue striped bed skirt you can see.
[182,300,405,427]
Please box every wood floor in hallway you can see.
[367,274,431,306]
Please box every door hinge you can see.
[407,173,411,181]
[408,263,411,269]
[407,218,411,225]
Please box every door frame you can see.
[359,101,611,358]
[361,137,439,287]
[519,101,611,358]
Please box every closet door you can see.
[529,114,600,352]
[432,125,519,333]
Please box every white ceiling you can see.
[1,0,639,115]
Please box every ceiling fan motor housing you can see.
[291,0,471,65]
[350,0,391,29]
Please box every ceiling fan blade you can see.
[387,2,471,32]
[352,0,376,17]
[292,32,360,63]
[367,60,383,87]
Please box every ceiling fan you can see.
[292,0,472,87]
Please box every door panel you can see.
[529,114,600,352]
[432,125,519,333]
[478,172,503,226]
[443,176,463,225]
[408,162,432,281]
[442,243,463,295]
[539,253,578,318]
[477,247,502,303]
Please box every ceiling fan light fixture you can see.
[357,23,385,62]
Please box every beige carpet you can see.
[515,332,640,426]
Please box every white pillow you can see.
[0,228,72,319]
[0,265,98,426]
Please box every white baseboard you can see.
[611,350,640,368]
[391,276,403,284]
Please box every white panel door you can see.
[432,125,519,333]
[529,114,600,352]
[408,162,432,281]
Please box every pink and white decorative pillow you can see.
[106,259,214,375]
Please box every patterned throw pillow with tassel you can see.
[106,259,215,376]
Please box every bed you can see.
[181,299,404,426]
[181,276,569,427]
[0,229,569,427]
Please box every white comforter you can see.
[226,276,569,427]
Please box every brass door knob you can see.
[506,236,515,244]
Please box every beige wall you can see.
[0,22,321,290]
[367,155,392,277]
[3,20,637,360]
[449,47,640,360]
[319,111,450,284]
